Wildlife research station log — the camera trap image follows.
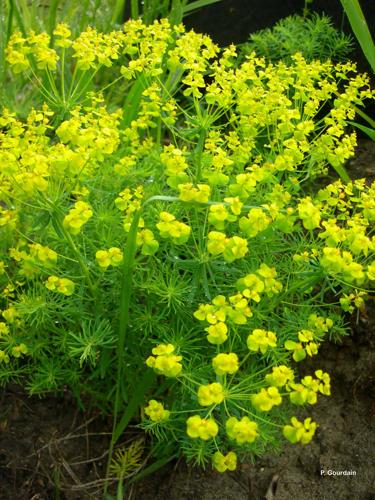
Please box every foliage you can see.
[239,13,353,65]
[1,18,375,484]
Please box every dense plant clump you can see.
[239,13,353,64]
[241,13,353,63]
[1,18,374,477]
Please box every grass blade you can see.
[49,0,60,37]
[126,453,178,485]
[349,121,375,141]
[113,369,156,444]
[340,0,375,73]
[111,0,127,26]
[183,0,221,15]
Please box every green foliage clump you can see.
[239,13,353,64]
[0,18,374,481]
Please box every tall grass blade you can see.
[111,0,126,26]
[340,0,375,73]
[130,0,139,19]
[121,76,147,128]
[12,0,27,35]
[350,121,375,141]
[113,369,156,444]
[49,0,60,36]
[183,0,221,15]
[169,0,183,25]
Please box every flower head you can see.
[226,416,258,444]
[187,415,218,440]
[212,451,237,472]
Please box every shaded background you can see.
[184,0,375,75]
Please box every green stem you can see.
[195,126,206,183]
[105,209,141,493]
[52,213,97,299]
[61,47,66,103]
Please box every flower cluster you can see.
[285,330,320,362]
[226,416,258,444]
[45,276,75,295]
[212,352,239,375]
[247,329,277,354]
[146,344,182,377]
[156,212,191,245]
[283,417,317,444]
[186,416,219,440]
[212,451,237,472]
[287,370,331,405]
[197,382,225,406]
[144,400,170,422]
[95,248,123,269]
[251,387,282,411]
[63,201,93,235]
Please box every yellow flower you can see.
[212,352,239,375]
[212,451,237,472]
[283,417,317,444]
[178,183,211,203]
[205,322,228,344]
[194,296,228,324]
[0,322,10,336]
[96,250,111,268]
[12,343,28,358]
[96,247,123,269]
[53,23,72,48]
[186,415,218,440]
[45,276,75,296]
[297,197,321,229]
[367,262,375,280]
[208,204,233,230]
[239,208,271,237]
[226,416,258,444]
[144,400,170,422]
[2,306,18,323]
[315,370,331,396]
[156,212,191,245]
[58,278,75,296]
[251,387,282,411]
[265,365,294,387]
[146,343,182,377]
[223,236,248,262]
[197,382,225,406]
[207,231,227,256]
[247,329,277,354]
[236,273,265,302]
[227,293,252,324]
[63,201,93,235]
[0,350,10,363]
[136,229,159,255]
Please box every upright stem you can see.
[195,127,206,183]
[61,47,66,103]
[105,209,141,493]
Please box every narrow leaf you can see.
[340,0,375,73]
[183,0,221,15]
[349,121,375,141]
[113,369,156,444]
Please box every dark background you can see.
[184,0,375,75]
